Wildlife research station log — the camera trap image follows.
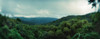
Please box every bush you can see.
[63,27,70,32]
[48,30,55,36]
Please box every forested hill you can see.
[0,12,100,39]
[13,17,57,25]
[47,13,95,26]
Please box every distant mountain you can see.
[47,13,95,26]
[13,13,94,25]
[13,17,58,25]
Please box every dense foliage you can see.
[0,12,100,39]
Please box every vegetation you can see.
[0,12,100,39]
[0,0,100,39]
[88,0,100,12]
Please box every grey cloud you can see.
[0,0,95,18]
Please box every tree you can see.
[48,30,55,36]
[63,27,70,33]
[88,0,100,12]
[89,0,100,33]
[55,29,66,39]
[16,18,21,22]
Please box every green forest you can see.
[0,12,100,39]
[0,0,100,39]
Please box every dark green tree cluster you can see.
[0,12,100,39]
[91,12,100,33]
[0,14,23,39]
[31,18,99,39]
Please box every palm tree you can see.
[88,0,100,12]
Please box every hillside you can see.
[13,17,57,25]
[0,13,100,39]
[47,13,94,26]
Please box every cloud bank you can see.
[0,0,95,18]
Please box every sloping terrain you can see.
[47,13,94,26]
[0,12,100,39]
[14,17,57,25]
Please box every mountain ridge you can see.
[47,13,95,26]
[13,17,58,25]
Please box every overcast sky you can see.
[0,0,96,18]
